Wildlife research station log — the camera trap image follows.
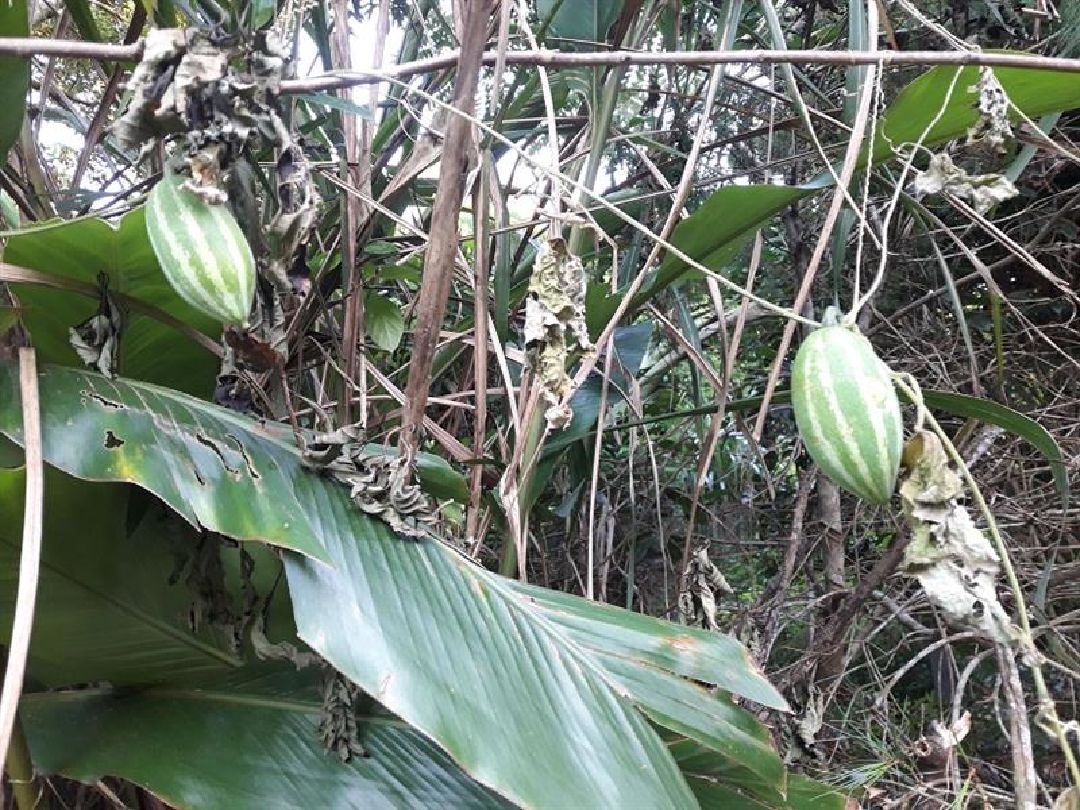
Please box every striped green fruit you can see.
[146,171,255,326]
[791,324,903,504]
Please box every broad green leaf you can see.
[0,434,19,467]
[0,0,29,162]
[598,652,785,794]
[687,774,848,810]
[0,466,245,685]
[22,679,509,810]
[585,281,623,339]
[2,210,220,396]
[0,305,18,334]
[0,364,780,807]
[537,0,622,43]
[284,516,698,808]
[675,740,848,809]
[0,366,331,563]
[364,291,405,352]
[509,579,787,710]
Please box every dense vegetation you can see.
[0,0,1078,807]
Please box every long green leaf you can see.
[918,389,1069,507]
[22,679,509,809]
[300,91,374,120]
[641,184,813,308]
[0,364,790,807]
[509,579,787,709]
[0,0,29,162]
[283,512,698,808]
[598,652,785,794]
[674,740,848,810]
[599,389,1068,505]
[62,0,105,49]
[871,62,1080,165]
[687,774,848,810]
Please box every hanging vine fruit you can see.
[791,314,903,503]
[146,169,256,326]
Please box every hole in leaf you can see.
[195,434,241,477]
[82,390,125,410]
[104,430,124,449]
[224,433,260,480]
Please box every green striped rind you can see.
[791,325,903,504]
[146,171,255,326]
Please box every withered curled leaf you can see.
[899,430,1013,644]
[909,152,1018,214]
[967,67,1014,154]
[678,546,733,631]
[69,273,125,378]
[523,238,592,429]
[302,426,437,538]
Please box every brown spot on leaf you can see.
[667,634,701,653]
[103,430,124,449]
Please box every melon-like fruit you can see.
[791,324,903,503]
[146,171,255,325]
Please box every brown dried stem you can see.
[398,0,493,460]
[3,38,1080,77]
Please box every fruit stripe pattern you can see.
[791,325,903,504]
[146,171,256,326]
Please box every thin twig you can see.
[0,36,142,60]
[752,0,882,441]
